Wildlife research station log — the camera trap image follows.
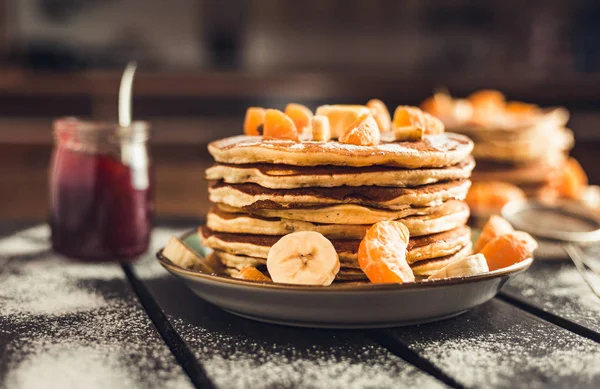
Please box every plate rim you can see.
[155,229,534,292]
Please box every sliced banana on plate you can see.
[267,231,340,285]
[428,253,489,280]
[163,236,213,273]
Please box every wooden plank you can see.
[133,226,448,389]
[387,299,600,389]
[501,258,600,334]
[0,225,193,389]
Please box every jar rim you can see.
[53,117,150,139]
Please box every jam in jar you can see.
[50,118,153,260]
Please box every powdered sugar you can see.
[505,261,600,332]
[0,226,193,389]
[171,320,444,389]
[402,299,600,389]
[0,225,50,258]
[0,255,111,318]
[413,332,600,388]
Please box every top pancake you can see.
[208,132,473,168]
[445,107,569,135]
[206,157,475,189]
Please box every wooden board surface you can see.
[388,298,600,389]
[502,259,600,334]
[0,225,193,389]
[2,222,600,389]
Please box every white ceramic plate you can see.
[156,231,533,328]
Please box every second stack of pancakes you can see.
[422,90,573,200]
[201,107,475,282]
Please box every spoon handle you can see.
[119,61,138,128]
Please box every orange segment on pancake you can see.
[244,107,266,136]
[358,220,414,284]
[367,99,391,132]
[468,89,505,111]
[263,109,299,141]
[466,181,526,216]
[339,114,380,146]
[558,157,588,199]
[505,101,540,118]
[236,266,271,282]
[420,92,454,118]
[285,103,313,133]
[473,215,514,253]
[393,106,444,134]
[479,231,537,271]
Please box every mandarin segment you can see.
[263,109,299,141]
[505,101,540,117]
[558,157,588,199]
[236,266,272,282]
[420,92,453,118]
[338,114,380,146]
[468,89,505,111]
[285,103,314,132]
[393,105,425,128]
[243,107,266,136]
[367,99,391,132]
[466,181,526,216]
[473,215,514,253]
[479,231,537,271]
[393,105,444,134]
[311,115,331,142]
[358,220,414,284]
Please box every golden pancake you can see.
[212,250,266,270]
[217,202,440,225]
[210,251,368,281]
[199,225,471,264]
[446,107,569,136]
[472,159,563,185]
[206,200,469,238]
[208,133,473,168]
[209,180,471,210]
[205,157,475,189]
[471,128,573,163]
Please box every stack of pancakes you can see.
[200,131,475,282]
[459,109,572,199]
[422,91,573,200]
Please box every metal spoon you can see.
[119,61,137,128]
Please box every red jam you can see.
[50,119,153,261]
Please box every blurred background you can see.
[1,0,599,220]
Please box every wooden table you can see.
[1,221,599,389]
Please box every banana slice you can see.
[428,253,489,280]
[163,236,213,273]
[393,126,424,142]
[311,115,331,142]
[315,104,371,139]
[267,231,340,285]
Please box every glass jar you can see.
[50,118,154,261]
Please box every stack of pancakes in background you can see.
[200,107,475,282]
[422,90,575,219]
